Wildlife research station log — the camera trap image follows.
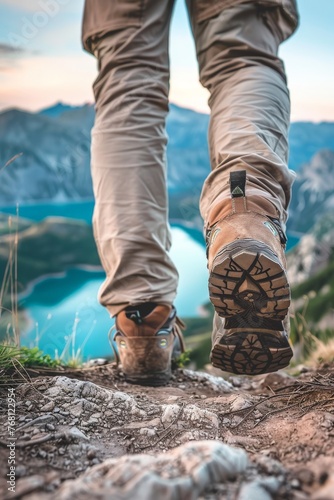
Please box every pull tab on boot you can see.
[230,170,246,197]
[230,170,247,213]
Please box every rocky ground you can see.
[0,362,334,500]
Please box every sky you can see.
[0,0,333,122]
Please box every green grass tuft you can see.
[0,344,62,368]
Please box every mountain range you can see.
[1,102,334,235]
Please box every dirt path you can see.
[0,363,333,499]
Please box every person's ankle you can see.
[116,304,173,337]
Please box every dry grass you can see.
[308,338,334,367]
[0,155,23,347]
[0,211,20,347]
[220,372,334,428]
[290,293,334,366]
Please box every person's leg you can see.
[82,0,178,319]
[82,0,184,385]
[187,0,298,225]
[187,0,299,375]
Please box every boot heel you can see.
[209,239,290,321]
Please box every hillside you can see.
[288,150,334,233]
[0,109,93,203]
[292,253,334,331]
[288,121,334,171]
[286,213,334,346]
[287,212,334,287]
[0,217,99,288]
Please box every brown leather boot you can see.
[111,304,185,386]
[207,170,293,376]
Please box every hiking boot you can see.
[207,170,293,376]
[110,303,185,386]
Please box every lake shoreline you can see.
[19,265,105,301]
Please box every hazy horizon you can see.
[1,100,334,125]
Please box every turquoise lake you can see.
[0,201,300,361]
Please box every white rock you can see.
[55,440,249,500]
[161,404,181,424]
[183,369,233,392]
[228,394,252,412]
[183,405,219,428]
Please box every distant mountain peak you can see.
[38,102,92,118]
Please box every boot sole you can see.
[124,370,171,387]
[209,239,293,375]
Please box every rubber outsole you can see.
[124,371,171,387]
[209,239,293,375]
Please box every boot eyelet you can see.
[119,340,127,349]
[159,339,167,349]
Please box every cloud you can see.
[0,42,25,55]
[0,1,46,12]
[0,0,83,15]
[0,43,27,69]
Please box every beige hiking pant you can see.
[82,0,299,317]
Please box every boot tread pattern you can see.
[209,240,293,375]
